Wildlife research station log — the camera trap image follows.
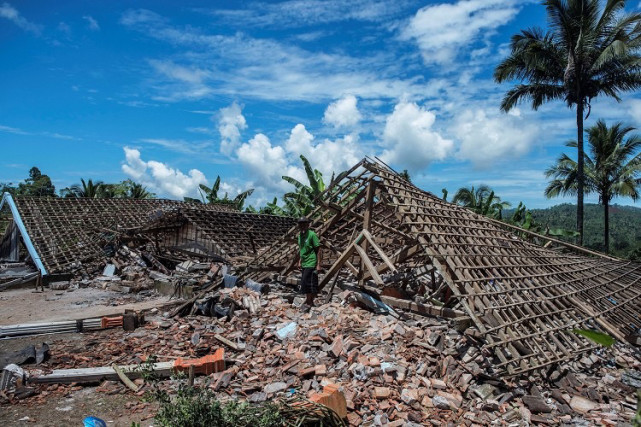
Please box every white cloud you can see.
[57,22,71,34]
[208,0,411,28]
[401,0,521,65]
[138,138,212,154]
[121,10,427,103]
[236,134,292,190]
[121,147,207,199]
[453,108,539,167]
[0,2,41,35]
[0,124,78,140]
[285,124,315,156]
[0,124,29,135]
[626,99,641,125]
[83,15,100,31]
[148,60,213,101]
[380,101,453,171]
[284,124,361,179]
[217,102,247,155]
[323,95,362,128]
[120,9,164,26]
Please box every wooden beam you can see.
[318,236,362,290]
[362,229,397,273]
[362,244,422,281]
[354,245,384,286]
[29,361,176,385]
[379,295,465,319]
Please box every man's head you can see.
[297,216,310,231]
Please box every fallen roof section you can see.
[0,194,294,275]
[244,157,641,376]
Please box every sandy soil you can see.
[0,286,174,326]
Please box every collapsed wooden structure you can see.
[244,158,641,376]
[0,195,294,275]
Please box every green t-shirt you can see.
[298,230,320,268]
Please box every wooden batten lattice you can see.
[2,197,294,274]
[244,158,641,376]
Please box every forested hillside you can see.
[528,203,641,259]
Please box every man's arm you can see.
[314,246,321,271]
[313,232,321,271]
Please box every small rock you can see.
[569,395,599,413]
[432,395,451,410]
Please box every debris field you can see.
[0,157,640,425]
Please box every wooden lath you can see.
[9,197,293,274]
[243,157,641,377]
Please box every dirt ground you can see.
[0,386,156,426]
[0,286,173,326]
[0,286,179,426]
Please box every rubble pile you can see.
[3,282,640,425]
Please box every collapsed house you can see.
[243,157,641,377]
[0,194,294,280]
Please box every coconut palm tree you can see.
[124,180,155,199]
[60,178,104,198]
[545,119,641,253]
[494,0,641,245]
[452,185,511,219]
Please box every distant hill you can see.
[513,203,641,259]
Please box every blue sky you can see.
[2,0,641,209]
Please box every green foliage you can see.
[60,178,155,199]
[281,155,327,217]
[571,329,615,347]
[399,169,411,183]
[494,0,641,244]
[139,357,345,427]
[524,203,641,258]
[452,185,510,219]
[195,176,254,210]
[1,167,57,197]
[545,120,641,252]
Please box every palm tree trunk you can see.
[603,198,610,254]
[576,99,584,246]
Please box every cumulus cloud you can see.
[453,108,539,167]
[401,0,521,65]
[235,123,361,193]
[83,15,100,31]
[236,134,293,190]
[0,2,41,35]
[323,95,362,128]
[284,124,361,178]
[217,102,247,155]
[380,101,453,171]
[121,147,207,199]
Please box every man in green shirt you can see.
[297,217,321,309]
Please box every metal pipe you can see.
[0,192,47,275]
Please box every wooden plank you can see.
[362,229,397,273]
[318,241,359,290]
[214,334,240,351]
[113,364,139,391]
[29,361,176,384]
[354,245,384,286]
[379,295,465,319]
